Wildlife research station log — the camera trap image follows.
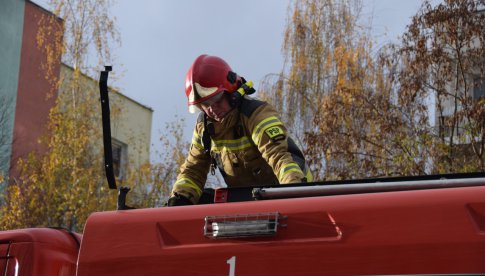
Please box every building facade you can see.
[0,0,152,192]
[0,0,61,189]
[59,64,153,181]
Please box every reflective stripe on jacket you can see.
[172,97,312,204]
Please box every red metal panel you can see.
[0,243,9,275]
[0,228,79,276]
[78,185,485,275]
[467,202,485,232]
[6,243,33,276]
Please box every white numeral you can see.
[227,256,236,276]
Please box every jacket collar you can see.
[208,108,239,136]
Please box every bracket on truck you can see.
[99,66,134,210]
[99,66,116,190]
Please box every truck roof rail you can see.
[252,176,485,200]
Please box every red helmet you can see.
[185,55,240,113]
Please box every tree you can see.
[0,91,114,230]
[261,0,366,139]
[1,0,193,231]
[0,0,121,231]
[260,0,421,180]
[127,117,189,208]
[261,0,484,180]
[399,0,485,173]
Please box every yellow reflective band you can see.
[252,116,282,144]
[192,140,204,150]
[173,178,202,197]
[192,129,201,140]
[305,167,313,182]
[191,130,204,150]
[211,136,254,151]
[279,163,303,180]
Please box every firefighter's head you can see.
[185,54,243,119]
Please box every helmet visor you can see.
[188,89,224,113]
[199,91,224,107]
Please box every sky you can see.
[33,0,429,162]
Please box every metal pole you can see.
[252,177,485,199]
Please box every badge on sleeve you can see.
[264,126,285,142]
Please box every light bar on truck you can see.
[204,212,286,239]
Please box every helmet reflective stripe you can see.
[185,75,194,101]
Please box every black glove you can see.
[167,193,193,207]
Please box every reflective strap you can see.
[251,116,282,144]
[211,136,254,151]
[279,162,304,181]
[173,177,203,197]
[192,130,204,150]
[305,166,313,182]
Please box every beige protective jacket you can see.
[171,97,312,204]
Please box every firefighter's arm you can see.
[249,106,307,184]
[170,123,211,204]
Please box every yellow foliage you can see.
[259,0,485,180]
[0,0,122,232]
[125,117,189,208]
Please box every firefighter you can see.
[167,54,312,206]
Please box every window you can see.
[438,115,465,137]
[112,139,127,180]
[473,77,485,100]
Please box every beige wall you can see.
[111,87,153,169]
[59,64,152,178]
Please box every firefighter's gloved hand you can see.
[167,193,193,207]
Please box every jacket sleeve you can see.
[247,103,308,184]
[171,122,211,204]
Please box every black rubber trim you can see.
[99,66,117,190]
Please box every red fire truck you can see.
[1,68,484,275]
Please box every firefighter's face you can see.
[200,94,232,122]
